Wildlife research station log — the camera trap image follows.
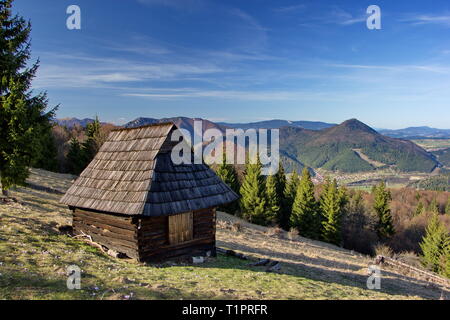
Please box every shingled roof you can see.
[60,123,239,216]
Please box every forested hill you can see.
[279,119,438,173]
[59,117,439,174]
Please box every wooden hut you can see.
[60,123,239,262]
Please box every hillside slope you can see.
[280,119,438,173]
[1,169,447,300]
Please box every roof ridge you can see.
[112,122,176,132]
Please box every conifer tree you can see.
[290,168,319,238]
[428,198,440,214]
[415,202,425,216]
[273,163,288,229]
[31,120,58,171]
[320,178,348,245]
[443,240,450,278]
[420,213,450,274]
[274,162,287,202]
[0,0,56,194]
[67,138,85,175]
[240,156,267,225]
[82,116,102,164]
[215,153,240,214]
[373,181,395,239]
[279,170,299,230]
[265,174,280,224]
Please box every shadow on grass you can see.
[212,240,447,300]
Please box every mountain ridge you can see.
[54,116,440,173]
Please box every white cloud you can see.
[274,4,306,13]
[136,0,205,10]
[402,14,450,26]
[33,52,225,89]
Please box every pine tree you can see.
[82,116,102,164]
[373,181,395,240]
[428,198,440,214]
[443,239,450,278]
[290,168,319,239]
[420,213,450,274]
[274,163,288,229]
[320,178,348,246]
[265,174,280,224]
[0,0,56,194]
[415,201,425,216]
[67,138,85,175]
[215,153,240,214]
[31,119,58,171]
[279,170,299,230]
[239,156,267,225]
[274,162,287,201]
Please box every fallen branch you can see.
[73,231,108,253]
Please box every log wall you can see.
[72,209,140,259]
[137,207,216,262]
[72,207,216,262]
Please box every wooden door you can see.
[168,212,193,245]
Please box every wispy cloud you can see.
[331,7,366,26]
[401,14,450,26]
[328,63,450,74]
[274,4,306,14]
[33,52,225,89]
[136,0,205,10]
[229,8,269,32]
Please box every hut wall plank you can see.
[74,209,136,231]
[72,209,139,259]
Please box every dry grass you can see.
[0,169,448,300]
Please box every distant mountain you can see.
[125,117,227,137]
[55,118,97,128]
[379,126,450,139]
[280,119,439,173]
[123,117,439,173]
[218,119,336,131]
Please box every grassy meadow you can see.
[0,169,448,300]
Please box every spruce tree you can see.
[420,213,450,274]
[273,163,288,229]
[415,202,425,216]
[265,174,280,224]
[215,153,240,214]
[279,169,299,230]
[443,239,450,278]
[239,156,267,225]
[67,138,85,175]
[31,120,58,171]
[290,168,319,238]
[82,116,102,164]
[428,198,440,214]
[373,181,395,239]
[0,0,56,193]
[274,162,287,202]
[320,178,348,246]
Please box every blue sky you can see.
[12,0,450,129]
